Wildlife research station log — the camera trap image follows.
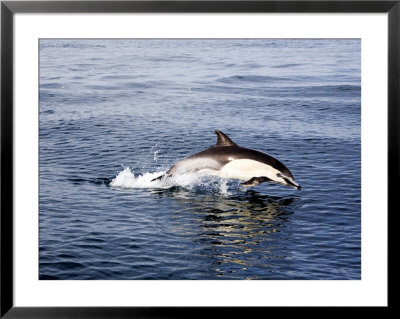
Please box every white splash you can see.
[110,166,232,195]
[110,167,165,188]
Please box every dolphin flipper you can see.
[241,176,271,187]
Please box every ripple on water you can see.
[39,39,361,280]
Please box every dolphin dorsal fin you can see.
[214,130,238,147]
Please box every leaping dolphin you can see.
[151,130,301,190]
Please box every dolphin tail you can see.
[151,174,166,182]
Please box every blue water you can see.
[39,39,361,280]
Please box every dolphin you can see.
[151,130,301,190]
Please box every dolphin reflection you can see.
[151,188,298,277]
[151,188,297,218]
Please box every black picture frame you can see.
[1,0,395,317]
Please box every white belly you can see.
[217,159,282,182]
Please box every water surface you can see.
[39,39,361,280]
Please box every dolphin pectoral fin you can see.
[241,176,270,187]
[277,173,301,190]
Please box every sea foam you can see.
[110,166,231,195]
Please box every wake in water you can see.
[110,166,232,195]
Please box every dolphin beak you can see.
[277,173,301,190]
[290,180,301,190]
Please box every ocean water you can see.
[39,39,361,280]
